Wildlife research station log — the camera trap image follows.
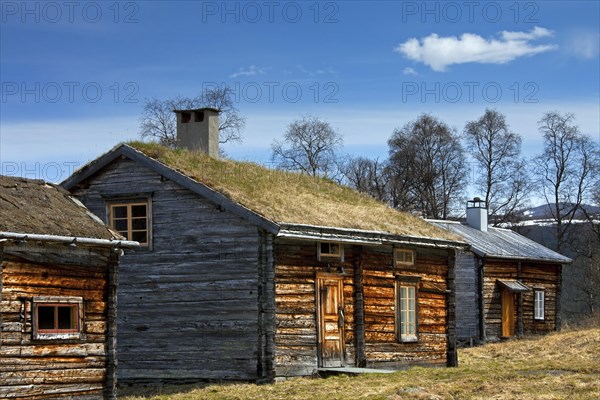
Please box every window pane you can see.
[320,242,329,254]
[132,231,147,243]
[330,243,339,254]
[112,206,128,218]
[131,218,147,230]
[132,205,147,218]
[113,219,128,231]
[38,306,55,330]
[57,306,75,330]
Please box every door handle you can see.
[338,307,344,328]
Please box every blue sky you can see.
[1,1,599,200]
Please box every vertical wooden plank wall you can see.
[71,158,263,382]
[454,251,480,343]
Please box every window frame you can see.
[534,289,545,321]
[32,296,84,341]
[107,199,151,247]
[395,275,420,343]
[317,241,344,261]
[395,248,416,267]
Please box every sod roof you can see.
[0,175,118,240]
[127,142,460,242]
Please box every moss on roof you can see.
[0,175,117,239]
[127,141,460,241]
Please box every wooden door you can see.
[317,275,344,367]
[501,289,515,337]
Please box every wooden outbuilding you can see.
[430,199,571,344]
[0,176,137,399]
[61,109,466,384]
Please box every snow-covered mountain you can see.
[520,203,600,220]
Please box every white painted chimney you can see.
[466,197,488,232]
[174,108,220,157]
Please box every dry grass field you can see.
[121,324,600,400]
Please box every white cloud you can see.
[297,65,336,76]
[500,26,553,41]
[395,27,557,72]
[564,30,600,59]
[402,67,418,76]
[230,65,267,78]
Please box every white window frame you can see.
[396,277,419,343]
[534,289,545,321]
[317,242,344,261]
[32,296,84,341]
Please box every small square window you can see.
[395,249,415,267]
[33,297,83,340]
[318,242,343,261]
[109,201,150,246]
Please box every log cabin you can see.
[430,199,571,345]
[0,176,138,399]
[62,108,466,385]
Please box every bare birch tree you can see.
[388,114,467,219]
[533,111,597,252]
[139,86,245,148]
[342,157,389,202]
[463,109,529,224]
[271,115,343,177]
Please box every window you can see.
[534,290,545,320]
[395,248,415,267]
[33,297,83,340]
[109,202,150,245]
[318,242,343,261]
[396,278,419,342]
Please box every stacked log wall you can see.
[362,246,449,368]
[273,239,355,376]
[0,244,113,399]
[273,241,451,374]
[483,260,560,340]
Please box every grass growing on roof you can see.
[128,141,458,241]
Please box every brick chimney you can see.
[466,197,488,232]
[174,108,220,157]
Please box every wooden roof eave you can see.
[0,231,139,249]
[277,223,468,250]
[61,144,280,235]
[474,251,572,265]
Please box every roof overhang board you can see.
[497,279,530,292]
[0,231,139,249]
[477,253,572,264]
[61,145,280,235]
[278,223,467,250]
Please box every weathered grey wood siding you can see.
[0,243,115,399]
[71,158,263,382]
[454,251,480,343]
